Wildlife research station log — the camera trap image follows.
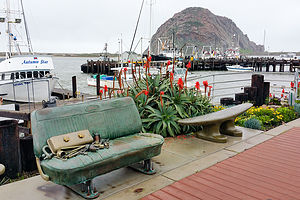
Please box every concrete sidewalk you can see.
[0,118,299,200]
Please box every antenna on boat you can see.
[263,29,266,51]
[20,0,33,54]
[128,0,145,61]
[5,0,12,58]
[147,0,155,56]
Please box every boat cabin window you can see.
[20,72,26,79]
[10,73,14,80]
[33,71,39,78]
[45,71,50,75]
[1,74,5,80]
[16,72,19,79]
[40,71,44,78]
[27,71,32,78]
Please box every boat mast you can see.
[20,0,33,54]
[6,0,12,58]
[148,0,153,56]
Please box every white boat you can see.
[227,65,253,72]
[87,67,139,89]
[0,0,58,102]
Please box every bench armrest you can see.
[35,157,50,181]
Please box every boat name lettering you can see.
[23,60,39,64]
[22,59,49,64]
[41,60,48,64]
[13,82,30,86]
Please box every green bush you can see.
[276,106,297,123]
[244,117,262,130]
[235,106,298,130]
[294,103,300,115]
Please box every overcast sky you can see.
[1,0,300,53]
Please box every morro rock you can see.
[150,7,264,54]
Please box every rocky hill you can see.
[150,7,264,54]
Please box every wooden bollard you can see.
[251,74,264,106]
[72,76,77,98]
[96,74,100,96]
[0,120,21,178]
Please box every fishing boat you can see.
[227,65,253,72]
[0,0,58,102]
[87,67,139,89]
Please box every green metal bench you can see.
[31,97,164,199]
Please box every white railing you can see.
[187,71,294,104]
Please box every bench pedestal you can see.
[220,120,242,137]
[67,180,99,199]
[129,159,156,175]
[195,123,227,143]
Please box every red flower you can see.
[104,85,108,92]
[177,78,184,90]
[203,80,208,95]
[269,93,272,98]
[186,61,191,69]
[282,88,285,93]
[148,73,151,76]
[208,85,213,89]
[147,56,152,62]
[167,60,171,66]
[203,80,208,87]
[291,81,295,88]
[195,81,200,90]
[124,67,128,72]
[144,90,149,96]
[281,94,283,98]
[99,89,103,94]
[285,95,287,99]
[170,72,174,81]
[128,60,131,63]
[160,91,164,108]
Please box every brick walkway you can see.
[142,127,300,200]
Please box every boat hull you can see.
[227,65,253,72]
[0,77,58,102]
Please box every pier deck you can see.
[1,117,299,199]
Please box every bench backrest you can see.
[31,97,142,158]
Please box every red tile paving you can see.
[142,127,300,200]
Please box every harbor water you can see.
[53,57,295,104]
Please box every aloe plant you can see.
[119,72,213,137]
[142,103,181,137]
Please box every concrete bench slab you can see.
[178,103,253,143]
[0,164,5,175]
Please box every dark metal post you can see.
[72,76,77,98]
[96,74,100,95]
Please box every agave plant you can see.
[119,70,213,137]
[142,102,181,137]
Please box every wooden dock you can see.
[185,57,300,72]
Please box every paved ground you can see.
[143,127,300,200]
[0,118,299,200]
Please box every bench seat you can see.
[41,133,163,186]
[31,97,164,198]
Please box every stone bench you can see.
[178,103,253,143]
[31,97,164,199]
[0,164,4,175]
